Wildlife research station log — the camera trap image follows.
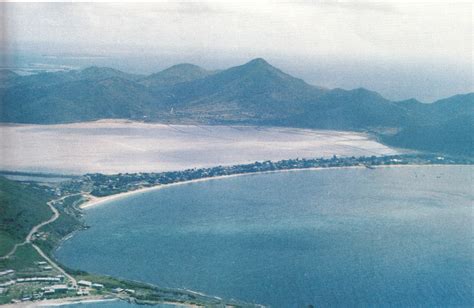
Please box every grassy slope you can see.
[0,244,44,272]
[383,114,473,157]
[0,231,17,256]
[0,177,53,254]
[37,194,84,254]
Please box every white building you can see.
[51,284,69,292]
[78,280,92,287]
[0,270,14,276]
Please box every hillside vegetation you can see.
[384,115,473,156]
[0,58,472,156]
[0,177,53,255]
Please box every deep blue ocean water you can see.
[55,166,473,307]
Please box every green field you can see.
[0,231,17,256]
[0,244,43,272]
[0,176,54,254]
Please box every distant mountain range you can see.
[0,58,472,156]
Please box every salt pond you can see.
[0,120,398,174]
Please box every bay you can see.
[55,166,473,307]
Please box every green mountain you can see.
[385,114,473,156]
[8,66,143,89]
[2,77,158,123]
[429,93,474,120]
[0,58,472,156]
[160,58,328,123]
[78,66,144,81]
[395,93,474,124]
[139,63,215,89]
[281,87,411,130]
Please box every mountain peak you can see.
[141,63,212,88]
[78,66,140,81]
[235,58,285,77]
[166,63,203,70]
[244,58,272,67]
[159,63,208,75]
[249,57,269,64]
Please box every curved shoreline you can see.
[1,296,115,308]
[58,163,473,308]
[79,163,461,210]
[79,166,359,209]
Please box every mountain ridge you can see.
[1,58,472,156]
[139,63,215,89]
[160,57,329,123]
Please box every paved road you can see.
[26,199,59,243]
[32,243,77,287]
[0,194,79,287]
[1,199,59,259]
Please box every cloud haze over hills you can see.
[1,1,472,102]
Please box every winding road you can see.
[0,195,78,287]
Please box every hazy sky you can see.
[2,1,473,102]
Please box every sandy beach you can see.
[1,296,115,308]
[79,164,441,210]
[3,296,200,307]
[79,166,349,209]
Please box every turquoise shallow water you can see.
[55,166,473,307]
